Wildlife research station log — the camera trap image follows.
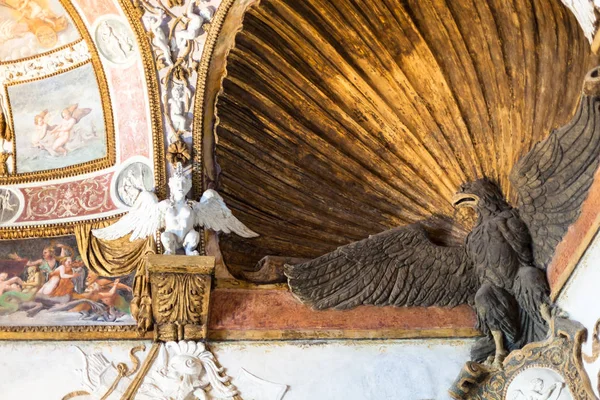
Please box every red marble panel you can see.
[17,173,117,222]
[110,64,151,161]
[209,289,477,335]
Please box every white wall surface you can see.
[0,338,474,400]
[557,231,600,398]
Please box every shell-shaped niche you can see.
[213,0,598,275]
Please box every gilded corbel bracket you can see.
[147,254,214,342]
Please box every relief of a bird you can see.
[285,67,600,368]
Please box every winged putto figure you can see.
[93,163,258,255]
[285,67,600,368]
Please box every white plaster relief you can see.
[0,40,91,85]
[139,0,219,145]
[93,16,136,67]
[506,367,572,400]
[235,368,288,400]
[138,341,238,400]
[72,345,140,399]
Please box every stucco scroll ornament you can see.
[285,66,600,369]
[64,345,146,399]
[138,341,239,400]
[139,0,213,147]
[92,163,257,255]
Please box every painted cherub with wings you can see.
[49,104,91,155]
[92,163,258,255]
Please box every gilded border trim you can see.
[0,324,152,340]
[0,38,85,66]
[192,0,237,198]
[0,0,116,185]
[116,0,166,198]
[0,212,123,240]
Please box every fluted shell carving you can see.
[213,0,598,275]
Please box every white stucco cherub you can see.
[92,163,257,255]
[174,0,214,54]
[144,8,172,66]
[168,82,190,134]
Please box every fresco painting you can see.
[0,0,81,61]
[8,63,108,174]
[0,235,135,326]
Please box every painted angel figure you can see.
[49,104,91,155]
[92,164,258,255]
[32,109,53,148]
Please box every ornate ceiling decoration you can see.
[212,0,599,276]
[0,0,165,231]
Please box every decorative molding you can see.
[132,0,216,166]
[65,344,146,399]
[0,40,90,84]
[192,0,236,197]
[0,323,148,340]
[147,255,215,341]
[449,316,597,399]
[17,173,116,222]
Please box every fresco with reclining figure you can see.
[0,236,134,326]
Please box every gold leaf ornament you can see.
[167,140,191,166]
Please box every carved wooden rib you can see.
[213,0,598,275]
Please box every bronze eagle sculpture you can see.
[285,67,600,368]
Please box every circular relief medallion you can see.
[506,367,573,400]
[0,188,20,224]
[116,162,154,206]
[94,16,136,65]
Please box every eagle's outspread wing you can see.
[92,190,166,241]
[285,224,477,310]
[510,68,600,270]
[193,189,259,238]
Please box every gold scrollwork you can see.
[449,317,597,400]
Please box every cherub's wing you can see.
[72,106,91,123]
[285,224,477,310]
[193,189,258,238]
[92,190,165,241]
[510,69,600,270]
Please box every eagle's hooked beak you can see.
[452,193,480,209]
